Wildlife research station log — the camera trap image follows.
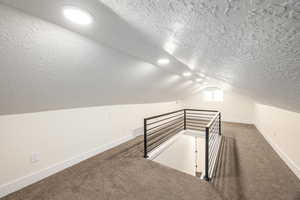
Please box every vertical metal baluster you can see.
[204,127,210,181]
[184,109,186,130]
[144,119,148,158]
[219,113,222,136]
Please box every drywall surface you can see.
[0,101,181,196]
[152,133,201,176]
[0,3,196,115]
[254,103,300,179]
[2,0,300,116]
[100,0,300,113]
[1,1,300,115]
[182,90,255,124]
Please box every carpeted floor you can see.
[2,123,300,200]
[213,123,300,200]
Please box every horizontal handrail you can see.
[147,113,184,125]
[147,116,183,132]
[185,108,219,112]
[147,124,184,147]
[147,126,184,152]
[144,109,222,182]
[206,112,220,128]
[144,109,184,120]
[147,119,183,136]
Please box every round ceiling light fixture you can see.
[157,58,170,65]
[197,72,206,78]
[63,7,93,25]
[183,72,192,77]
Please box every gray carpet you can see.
[2,123,300,200]
[213,123,300,200]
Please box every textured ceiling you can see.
[0,1,218,115]
[99,0,300,112]
[0,0,300,114]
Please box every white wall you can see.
[0,101,181,197]
[254,103,300,179]
[152,133,200,176]
[182,90,255,124]
[0,4,195,115]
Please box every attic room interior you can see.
[0,0,300,199]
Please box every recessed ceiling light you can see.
[197,73,205,78]
[157,58,170,65]
[196,78,203,82]
[183,72,192,77]
[63,7,93,25]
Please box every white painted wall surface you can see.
[151,131,206,176]
[254,103,300,179]
[0,4,195,115]
[182,90,255,124]
[0,101,181,197]
[152,133,199,176]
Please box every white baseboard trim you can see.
[223,120,254,125]
[0,134,134,198]
[255,125,300,180]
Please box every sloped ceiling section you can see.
[0,1,205,115]
[1,0,231,115]
[99,0,300,112]
[0,0,300,114]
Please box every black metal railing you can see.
[185,109,219,132]
[144,109,185,158]
[204,111,221,181]
[143,109,221,181]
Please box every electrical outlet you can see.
[31,152,40,163]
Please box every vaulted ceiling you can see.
[0,0,299,114]
[99,0,300,112]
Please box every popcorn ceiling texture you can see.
[0,0,299,114]
[0,0,227,115]
[100,0,300,112]
[0,3,197,115]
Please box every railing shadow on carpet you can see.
[211,136,245,200]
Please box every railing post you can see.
[183,109,186,130]
[204,127,210,181]
[144,119,148,158]
[219,113,222,136]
